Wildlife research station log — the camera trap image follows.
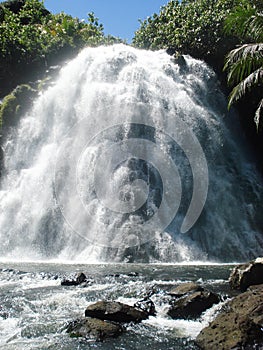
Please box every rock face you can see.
[229,257,263,291]
[66,317,124,341]
[196,284,263,350]
[167,289,220,319]
[168,282,204,297]
[85,301,148,323]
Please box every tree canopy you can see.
[132,0,241,70]
[0,0,122,96]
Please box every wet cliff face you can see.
[0,44,262,262]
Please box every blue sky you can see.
[44,0,168,42]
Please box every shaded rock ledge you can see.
[229,257,263,291]
[196,284,263,350]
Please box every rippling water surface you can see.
[0,262,235,349]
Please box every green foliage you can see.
[133,0,240,66]
[0,93,17,128]
[0,84,37,128]
[224,0,263,42]
[0,0,122,96]
[224,0,263,129]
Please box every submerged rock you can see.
[85,301,148,323]
[229,257,263,291]
[66,317,124,341]
[196,284,263,350]
[167,290,220,319]
[127,271,139,277]
[61,272,87,286]
[168,282,204,297]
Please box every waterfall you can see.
[0,44,262,262]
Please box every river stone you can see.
[196,284,263,350]
[167,290,220,319]
[66,317,124,341]
[61,272,87,286]
[85,301,148,323]
[168,282,204,297]
[229,257,263,291]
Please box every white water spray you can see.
[0,44,262,262]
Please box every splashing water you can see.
[0,44,262,262]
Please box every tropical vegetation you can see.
[0,0,122,96]
[223,0,263,129]
[0,0,262,153]
[132,0,241,70]
[133,0,263,135]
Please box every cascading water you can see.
[0,44,262,263]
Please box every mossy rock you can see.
[0,84,37,129]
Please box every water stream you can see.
[0,44,262,262]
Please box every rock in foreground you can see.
[85,301,148,323]
[196,284,263,350]
[167,289,220,319]
[168,282,204,297]
[66,317,124,341]
[229,257,263,291]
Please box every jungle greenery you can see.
[0,0,262,142]
[0,0,122,96]
[133,0,263,132]
[223,0,263,129]
[132,0,241,69]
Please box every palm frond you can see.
[247,12,263,41]
[224,43,263,67]
[224,5,255,38]
[226,56,263,85]
[224,43,263,86]
[228,67,263,107]
[254,98,263,131]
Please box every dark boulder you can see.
[167,290,220,319]
[127,272,139,277]
[168,282,204,297]
[61,272,87,286]
[85,301,148,323]
[229,257,263,291]
[196,284,263,350]
[166,48,177,56]
[76,272,87,284]
[66,317,124,341]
